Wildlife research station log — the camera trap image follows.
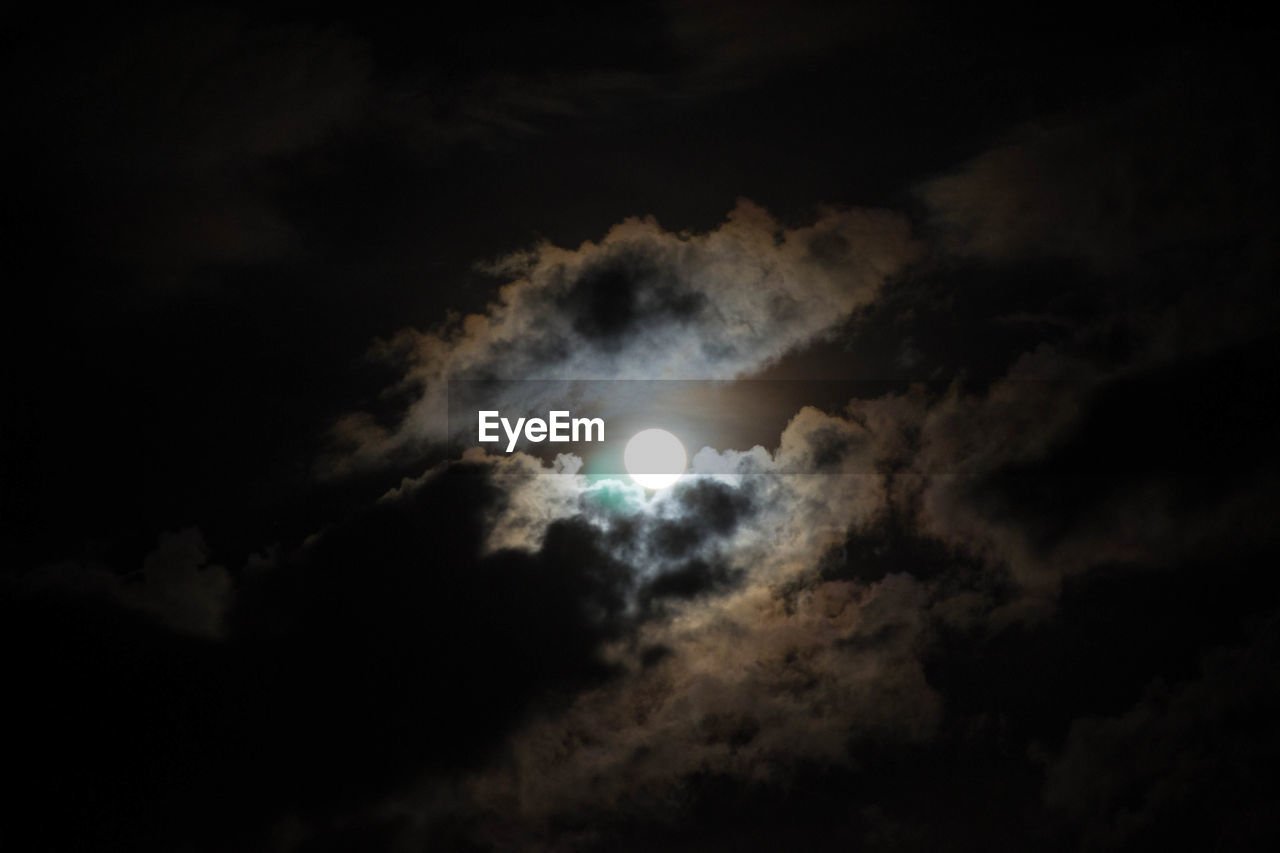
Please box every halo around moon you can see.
[624,428,687,489]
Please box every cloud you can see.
[6,461,640,850]
[1044,615,1280,850]
[387,68,657,153]
[445,555,943,848]
[15,4,928,289]
[14,8,371,274]
[323,199,917,473]
[916,59,1277,275]
[14,327,1278,850]
[398,315,1280,844]
[354,406,936,842]
[663,0,915,93]
[26,527,231,638]
[11,29,1279,850]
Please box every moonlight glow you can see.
[624,428,687,489]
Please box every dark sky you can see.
[4,2,1280,851]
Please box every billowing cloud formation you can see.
[406,345,1276,845]
[325,200,917,472]
[302,119,1277,839]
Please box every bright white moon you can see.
[624,428,687,489]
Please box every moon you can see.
[624,428,687,489]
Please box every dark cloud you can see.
[322,200,917,473]
[650,478,754,557]
[557,250,708,347]
[5,463,636,850]
[7,5,1280,852]
[664,0,918,93]
[916,51,1278,275]
[3,452,799,851]
[640,557,742,605]
[818,509,987,586]
[12,8,371,275]
[26,527,232,638]
[1044,615,1280,851]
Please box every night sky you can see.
[5,2,1280,851]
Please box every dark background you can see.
[4,2,1279,851]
